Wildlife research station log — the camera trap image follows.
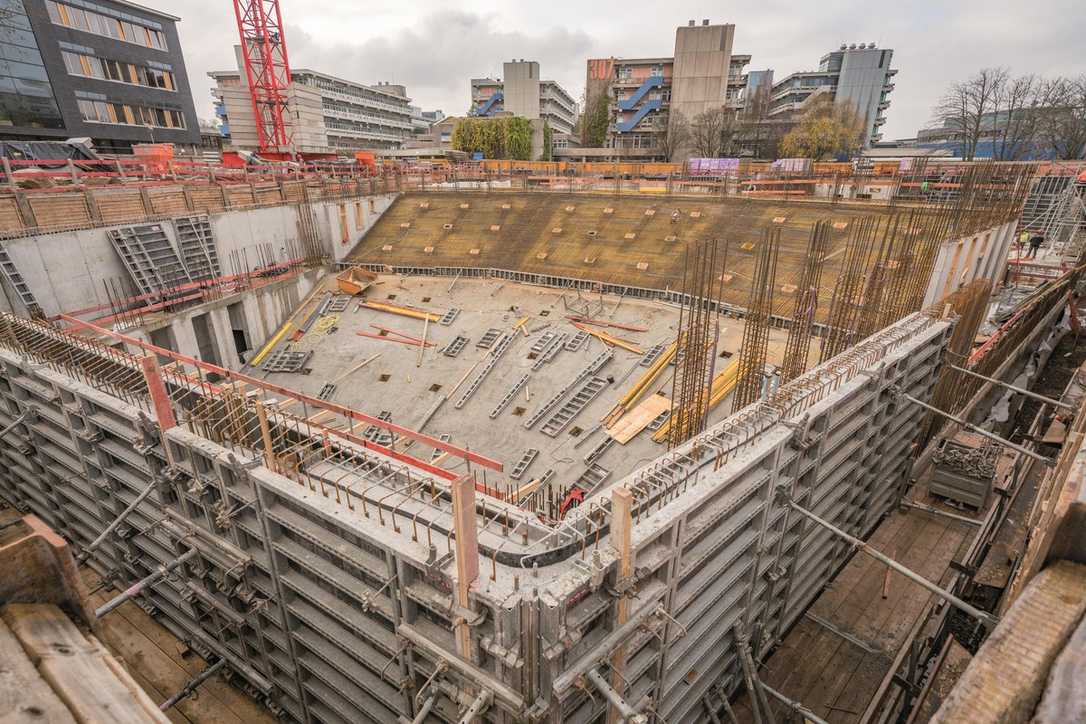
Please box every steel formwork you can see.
[0,308,949,724]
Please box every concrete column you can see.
[170,316,200,360]
[139,354,176,430]
[451,475,479,662]
[608,487,633,724]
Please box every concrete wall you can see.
[322,193,397,262]
[502,60,542,120]
[671,22,734,123]
[923,220,1017,306]
[0,193,396,316]
[126,267,322,369]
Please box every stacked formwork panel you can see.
[0,310,949,724]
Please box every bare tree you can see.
[992,74,1038,160]
[656,111,690,162]
[738,88,772,158]
[1034,75,1086,160]
[689,107,738,158]
[934,67,1009,160]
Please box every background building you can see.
[409,106,444,136]
[0,0,200,153]
[757,43,896,145]
[583,20,750,159]
[212,49,413,155]
[469,60,577,135]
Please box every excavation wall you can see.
[0,193,395,317]
[349,191,1015,316]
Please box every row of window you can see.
[296,76,410,110]
[320,99,409,125]
[322,116,408,137]
[62,51,174,90]
[46,0,167,51]
[77,98,185,129]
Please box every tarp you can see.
[687,157,740,176]
[0,140,98,169]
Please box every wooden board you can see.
[607,393,671,445]
[1,603,169,724]
[82,570,273,724]
[0,615,77,723]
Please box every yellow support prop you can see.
[652,360,739,443]
[251,321,294,366]
[361,301,442,322]
[603,341,676,427]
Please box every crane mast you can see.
[231,0,294,157]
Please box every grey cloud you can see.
[152,0,1085,141]
[284,11,596,115]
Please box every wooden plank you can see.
[802,515,945,716]
[2,603,168,724]
[0,616,77,723]
[607,393,670,444]
[82,571,272,724]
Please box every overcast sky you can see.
[156,0,1086,140]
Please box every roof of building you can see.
[98,0,181,22]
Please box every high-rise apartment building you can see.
[469,60,577,135]
[583,20,749,159]
[211,49,413,155]
[0,0,200,152]
[761,43,896,145]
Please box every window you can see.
[61,51,174,90]
[46,0,167,50]
[0,0,63,128]
[77,97,185,128]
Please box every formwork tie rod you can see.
[77,479,158,564]
[781,496,1000,629]
[760,683,830,724]
[586,668,647,724]
[159,658,225,711]
[95,548,198,618]
[949,365,1074,411]
[0,411,29,439]
[896,390,1055,467]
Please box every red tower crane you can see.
[231,0,294,157]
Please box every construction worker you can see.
[1028,232,1044,258]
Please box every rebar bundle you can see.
[668,238,726,448]
[819,216,882,363]
[780,221,831,383]
[732,228,780,412]
[919,279,993,445]
[295,193,327,264]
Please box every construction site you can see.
[0,0,1084,716]
[0,152,1084,724]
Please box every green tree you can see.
[542,121,553,161]
[779,97,864,160]
[584,91,611,147]
[451,117,533,160]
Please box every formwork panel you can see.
[0,309,951,724]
